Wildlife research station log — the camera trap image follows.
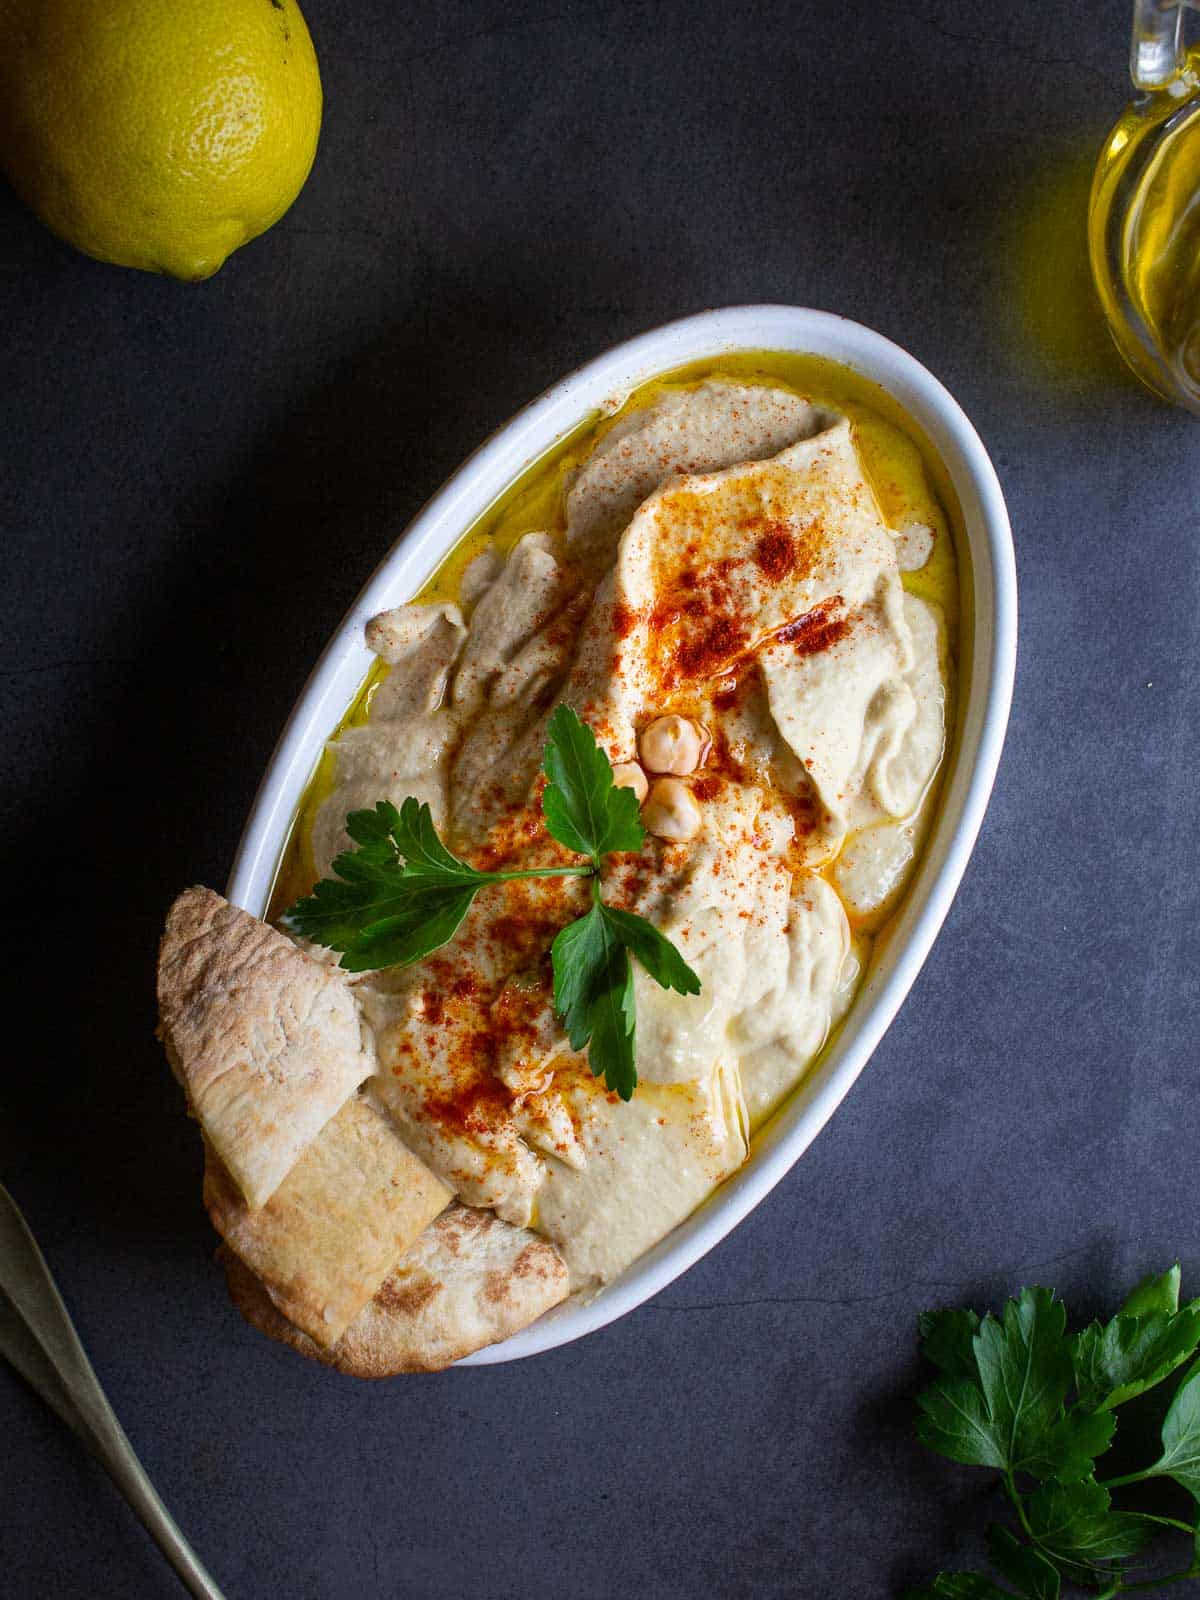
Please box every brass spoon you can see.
[0,1182,226,1599]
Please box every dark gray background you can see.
[3,1,1198,1595]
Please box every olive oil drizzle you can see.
[267,353,964,930]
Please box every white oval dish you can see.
[227,305,1017,1366]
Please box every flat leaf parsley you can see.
[908,1266,1200,1599]
[285,704,700,1099]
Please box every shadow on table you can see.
[988,138,1138,402]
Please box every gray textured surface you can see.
[3,1,1199,1595]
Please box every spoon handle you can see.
[0,1183,226,1600]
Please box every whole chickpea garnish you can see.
[611,761,649,803]
[643,777,702,842]
[639,714,707,776]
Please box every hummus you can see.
[303,377,953,1294]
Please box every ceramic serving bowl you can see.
[227,305,1017,1365]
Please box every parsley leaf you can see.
[1072,1303,1200,1412]
[917,1289,1104,1481]
[550,899,698,1100]
[1123,1265,1183,1318]
[552,904,618,1049]
[596,902,703,999]
[904,1577,1028,1600]
[986,1525,1061,1600]
[550,903,637,1098]
[916,1375,1007,1470]
[284,800,496,971]
[1145,1354,1200,1502]
[586,936,637,1103]
[903,1534,1062,1600]
[287,709,701,1094]
[1018,1410,1115,1484]
[1025,1478,1155,1570]
[973,1288,1074,1470]
[374,796,489,884]
[911,1268,1200,1600]
[919,1307,982,1378]
[542,703,644,861]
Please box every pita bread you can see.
[220,1205,569,1374]
[204,1094,451,1348]
[157,887,375,1209]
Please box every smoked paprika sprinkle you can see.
[285,705,701,1099]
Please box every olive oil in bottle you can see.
[1089,8,1200,411]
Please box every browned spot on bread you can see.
[218,1206,569,1377]
[375,1277,440,1316]
[484,1269,513,1306]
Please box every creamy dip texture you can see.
[277,363,958,1295]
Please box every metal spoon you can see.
[0,1182,226,1599]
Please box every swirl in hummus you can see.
[299,378,954,1295]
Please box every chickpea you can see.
[638,714,707,776]
[643,778,702,842]
[611,761,649,804]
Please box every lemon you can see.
[0,0,322,280]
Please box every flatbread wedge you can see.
[220,1205,569,1374]
[205,1093,452,1348]
[157,886,376,1209]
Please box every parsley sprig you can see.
[908,1266,1200,1599]
[284,704,700,1099]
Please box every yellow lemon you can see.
[0,0,322,280]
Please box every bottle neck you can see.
[1131,0,1200,94]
